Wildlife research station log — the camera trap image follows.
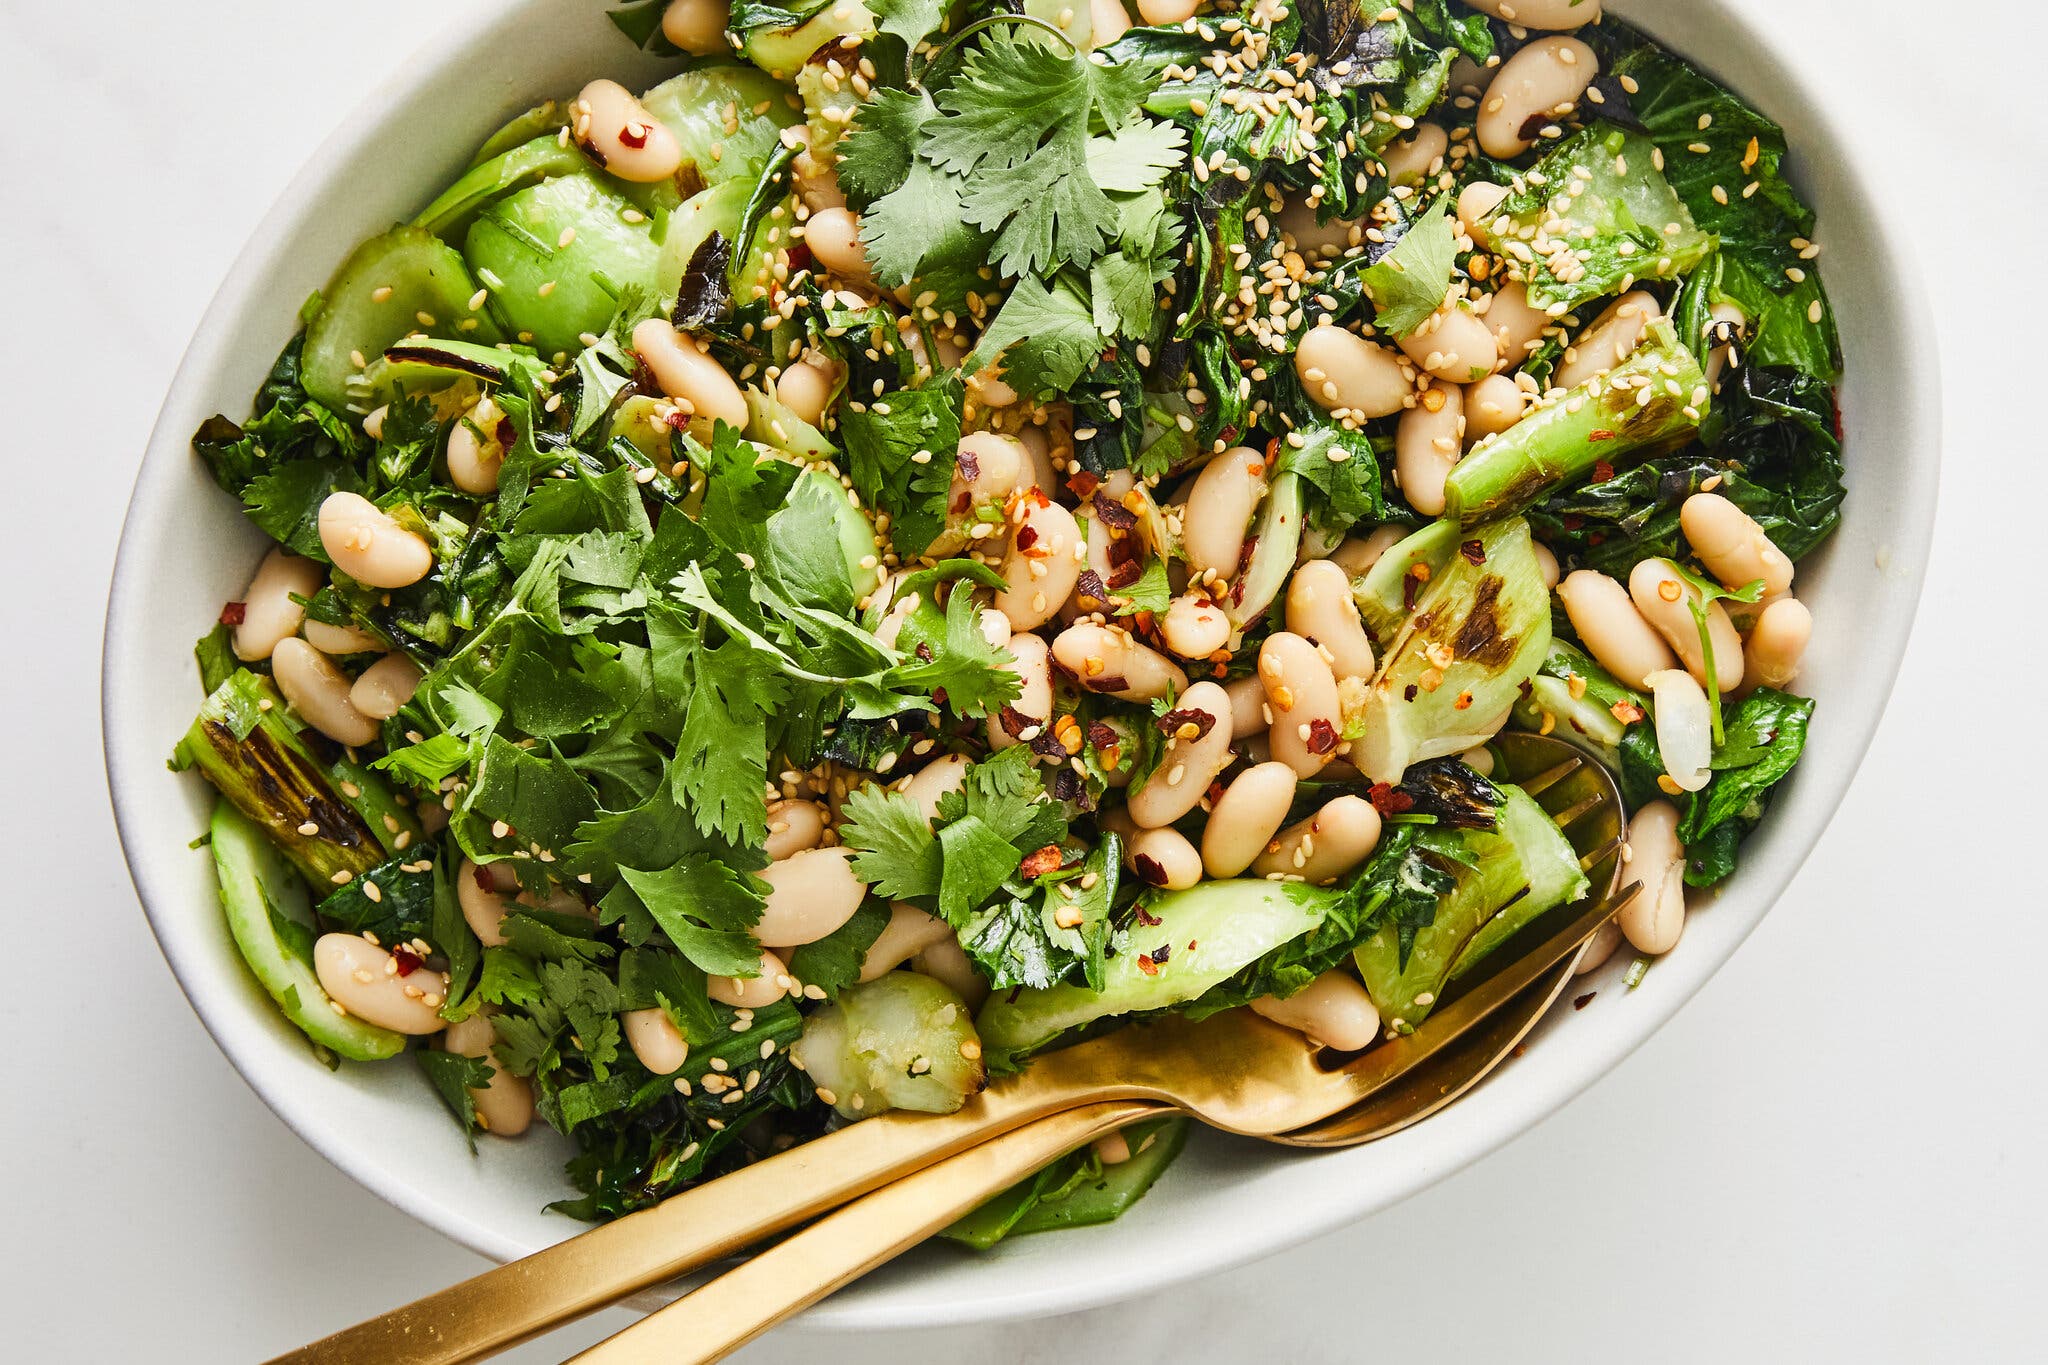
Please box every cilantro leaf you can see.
[838,375,964,559]
[866,0,948,49]
[885,584,1023,720]
[839,784,943,900]
[968,274,1102,399]
[242,458,361,560]
[417,1051,495,1146]
[786,899,890,998]
[668,630,788,848]
[615,856,768,978]
[924,32,1152,176]
[1359,197,1456,337]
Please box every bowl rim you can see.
[102,0,1940,1333]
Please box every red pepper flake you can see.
[473,865,498,895]
[1233,532,1259,582]
[1133,854,1169,887]
[1156,706,1218,740]
[619,122,649,149]
[1561,514,1585,532]
[1587,429,1616,443]
[218,601,248,626]
[1459,539,1486,566]
[1367,782,1414,818]
[957,449,980,483]
[1074,567,1109,606]
[1610,701,1645,724]
[1151,942,1172,964]
[496,417,516,447]
[1087,673,1130,693]
[391,947,423,977]
[1592,459,1615,483]
[1019,844,1064,878]
[1186,940,1198,953]
[932,686,948,708]
[1573,992,1597,1010]
[1015,523,1039,551]
[1136,905,1163,928]
[1305,717,1338,754]
[998,704,1033,737]
[1086,720,1120,751]
[1402,683,1419,702]
[1066,470,1102,500]
[914,642,933,663]
[1106,559,1142,591]
[1205,778,1227,805]
[1137,953,1160,976]
[1092,491,1138,530]
[1453,690,1474,711]
[786,242,813,274]
[665,409,692,434]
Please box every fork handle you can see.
[270,1078,1093,1365]
[569,1101,1167,1365]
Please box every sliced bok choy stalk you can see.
[1224,472,1303,628]
[792,971,986,1119]
[1510,640,1647,771]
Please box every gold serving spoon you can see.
[277,735,1627,1365]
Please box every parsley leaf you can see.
[1358,197,1457,337]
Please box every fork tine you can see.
[1516,754,1584,798]
[1576,834,1622,871]
[1547,790,1605,831]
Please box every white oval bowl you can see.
[103,0,1937,1332]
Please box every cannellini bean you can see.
[1447,55,1488,96]
[1224,674,1270,740]
[1296,325,1413,419]
[632,318,748,429]
[1746,597,1812,691]
[1277,197,1361,259]
[899,755,970,825]
[661,0,732,56]
[456,861,586,947]
[1681,493,1795,597]
[1558,569,1677,690]
[302,618,383,655]
[911,936,987,1009]
[764,798,828,859]
[314,933,447,1034]
[1254,795,1382,884]
[1093,1130,1132,1165]
[441,1013,533,1136]
[1128,827,1203,891]
[1127,681,1236,828]
[776,354,841,430]
[1088,0,1132,46]
[1533,540,1560,589]
[709,948,790,1008]
[1480,281,1553,372]
[1381,123,1448,187]
[1137,0,1199,24]
[623,1007,690,1075]
[860,904,955,983]
[1463,373,1528,444]
[233,548,324,661]
[1182,445,1270,582]
[1575,919,1623,976]
[1646,669,1713,793]
[574,79,684,183]
[988,632,1053,752]
[1629,559,1745,693]
[1162,593,1231,659]
[953,431,1026,513]
[1286,560,1374,681]
[1703,300,1748,391]
[1053,621,1187,702]
[1330,524,1410,577]
[804,206,873,283]
[1460,745,1495,777]
[1477,36,1599,160]
[1250,970,1380,1051]
[363,404,389,441]
[1260,632,1342,778]
[445,395,507,495]
[319,492,433,589]
[755,846,867,947]
[1395,382,1464,517]
[1620,801,1686,954]
[272,639,380,747]
[995,496,1083,631]
[1467,0,1602,29]
[1457,182,1508,247]
[1398,303,1499,383]
[1552,291,1661,391]
[348,653,423,721]
[1201,760,1298,878]
[978,607,1013,650]
[1015,422,1060,495]
[792,139,846,213]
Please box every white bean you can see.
[1286,560,1374,681]
[1460,744,1495,777]
[1201,760,1298,878]
[1477,36,1599,160]
[1480,281,1553,372]
[1703,300,1748,391]
[574,79,684,183]
[898,755,969,825]
[1093,1130,1132,1165]
[271,639,380,747]
[1276,198,1361,259]
[1015,422,1060,495]
[1456,182,1508,247]
[363,404,389,441]
[792,138,847,214]
[994,496,1083,631]
[1052,621,1187,702]
[1620,800,1686,955]
[1162,593,1231,660]
[1137,0,1199,23]
[1395,382,1464,517]
[1629,559,1745,694]
[1552,291,1661,392]
[233,548,323,662]
[661,0,732,56]
[1296,325,1413,418]
[1681,493,1795,597]
[1330,524,1410,577]
[347,653,422,721]
[1182,445,1270,582]
[1087,0,1132,47]
[803,206,873,284]
[456,861,586,947]
[623,1007,690,1075]
[302,618,383,655]
[1398,303,1500,383]
[1126,681,1236,828]
[632,318,749,429]
[441,1013,533,1136]
[709,948,790,1008]
[952,431,1026,513]
[1746,597,1812,691]
[860,904,955,983]
[1533,539,1560,589]
[775,354,841,430]
[764,798,828,860]
[1254,795,1382,884]
[314,933,448,1035]
[1463,373,1529,444]
[1558,569,1676,690]
[1250,969,1380,1051]
[1381,123,1448,187]
[755,846,867,948]
[1467,0,1602,28]
[1646,669,1713,793]
[1224,674,1270,740]
[1259,632,1342,778]
[910,936,986,1009]
[318,492,433,589]
[1127,827,1203,891]
[988,632,1053,752]
[445,395,507,495]
[1574,919,1623,976]
[978,607,1013,650]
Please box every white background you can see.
[3,0,2043,1359]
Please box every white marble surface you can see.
[5,0,2043,1358]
